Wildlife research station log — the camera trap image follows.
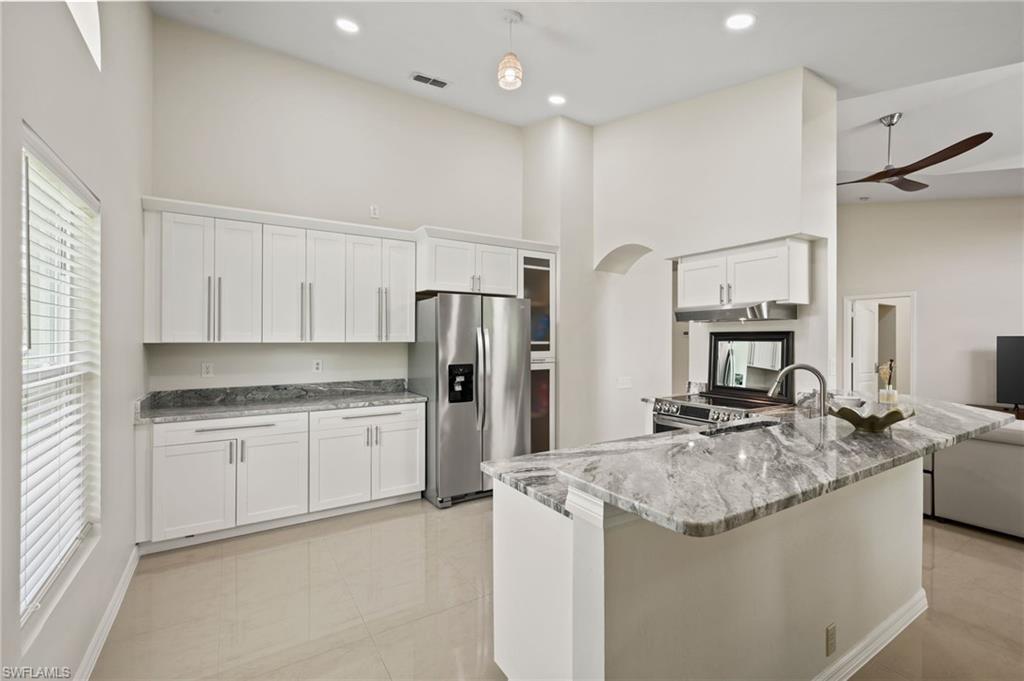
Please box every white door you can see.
[236,431,309,526]
[262,225,306,342]
[160,213,215,342]
[382,239,415,342]
[677,257,727,308]
[425,239,476,292]
[307,230,347,342]
[372,420,425,500]
[346,235,383,342]
[726,246,789,305]
[152,440,235,541]
[309,425,373,511]
[852,301,880,396]
[214,219,263,342]
[476,244,518,295]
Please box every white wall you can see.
[1,2,152,671]
[838,197,1024,404]
[145,343,407,391]
[593,68,837,403]
[149,16,526,390]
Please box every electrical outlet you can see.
[825,623,837,657]
[312,359,323,374]
[201,362,214,378]
[369,204,381,219]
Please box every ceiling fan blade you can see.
[889,132,993,177]
[889,177,929,192]
[837,177,880,186]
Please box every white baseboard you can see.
[813,588,928,681]
[76,547,138,681]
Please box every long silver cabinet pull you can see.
[343,412,402,420]
[384,287,389,341]
[240,440,246,463]
[308,282,314,340]
[365,427,370,447]
[207,276,213,341]
[217,277,223,341]
[300,282,305,341]
[726,283,732,303]
[228,440,234,464]
[719,284,724,304]
[195,422,277,433]
[475,327,485,431]
[375,425,380,445]
[377,287,383,341]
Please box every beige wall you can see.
[1,2,152,671]
[153,16,523,236]
[838,197,1024,404]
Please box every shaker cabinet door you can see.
[677,257,727,308]
[307,230,347,342]
[345,236,383,342]
[309,425,373,511]
[214,219,263,342]
[152,440,235,541]
[726,246,789,306]
[160,213,215,342]
[382,239,416,342]
[262,224,306,342]
[372,420,425,500]
[236,431,309,526]
[476,244,518,295]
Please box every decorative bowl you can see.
[828,401,915,433]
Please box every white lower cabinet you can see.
[374,420,426,498]
[236,431,309,526]
[309,404,425,513]
[150,405,425,542]
[152,440,236,541]
[309,425,373,511]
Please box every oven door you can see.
[653,413,709,433]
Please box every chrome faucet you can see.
[768,363,828,417]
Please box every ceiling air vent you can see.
[411,72,448,89]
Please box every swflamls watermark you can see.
[1,667,72,679]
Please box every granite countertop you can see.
[482,396,1013,536]
[135,379,426,424]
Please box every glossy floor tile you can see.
[95,503,1022,680]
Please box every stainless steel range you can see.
[651,394,759,432]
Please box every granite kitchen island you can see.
[482,397,1012,680]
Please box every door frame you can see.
[842,292,918,395]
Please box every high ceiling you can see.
[153,2,1023,127]
[837,63,1024,203]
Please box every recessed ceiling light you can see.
[335,17,360,34]
[725,13,756,31]
[548,94,566,106]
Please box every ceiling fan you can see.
[838,112,993,192]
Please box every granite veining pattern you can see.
[136,380,425,424]
[482,397,1013,536]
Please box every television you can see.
[996,336,1024,407]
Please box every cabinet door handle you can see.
[228,440,234,465]
[726,283,732,303]
[300,282,305,341]
[207,276,213,341]
[384,287,389,341]
[343,412,401,420]
[719,284,724,305]
[240,440,246,463]
[217,276,223,341]
[365,426,370,447]
[195,422,276,433]
[376,287,382,341]
[375,425,380,445]
[308,282,313,341]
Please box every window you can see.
[20,130,101,619]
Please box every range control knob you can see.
[670,404,680,414]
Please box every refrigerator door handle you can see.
[482,328,492,431]
[475,326,486,431]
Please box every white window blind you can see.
[21,136,101,619]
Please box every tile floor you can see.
[94,500,1022,680]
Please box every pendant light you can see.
[497,10,523,91]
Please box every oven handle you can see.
[653,414,709,429]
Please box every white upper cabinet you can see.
[262,225,307,342]
[419,238,477,293]
[160,213,215,342]
[382,239,416,342]
[417,237,518,295]
[677,257,728,308]
[476,244,518,295]
[676,238,809,308]
[214,219,263,342]
[346,235,384,342]
[306,230,347,342]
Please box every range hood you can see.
[674,301,798,323]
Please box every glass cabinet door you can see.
[530,363,556,453]
[519,250,556,362]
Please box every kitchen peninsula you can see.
[483,397,1013,680]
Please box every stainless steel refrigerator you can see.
[408,294,531,508]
